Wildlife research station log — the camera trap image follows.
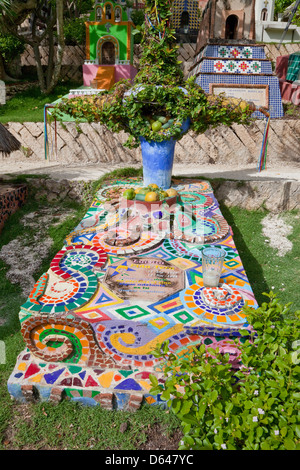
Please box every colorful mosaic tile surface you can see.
[189,43,284,119]
[212,59,271,74]
[8,179,258,410]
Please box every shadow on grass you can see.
[219,202,270,306]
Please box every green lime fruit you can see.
[152,121,162,132]
[138,188,149,195]
[123,188,136,200]
[162,121,171,129]
[158,116,168,124]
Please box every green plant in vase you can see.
[52,0,256,187]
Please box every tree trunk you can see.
[45,0,65,94]
[0,53,18,81]
[33,43,46,92]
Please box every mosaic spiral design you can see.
[22,245,107,315]
[179,191,214,209]
[173,213,229,243]
[95,321,184,367]
[20,315,109,366]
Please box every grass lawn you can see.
[0,168,299,450]
[0,81,81,123]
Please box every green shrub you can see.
[0,32,25,62]
[64,17,89,45]
[150,292,300,450]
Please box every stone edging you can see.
[7,176,299,213]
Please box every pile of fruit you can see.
[146,115,179,133]
[122,184,178,202]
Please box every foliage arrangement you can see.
[52,0,255,148]
[0,31,24,63]
[274,0,300,25]
[0,0,94,92]
[149,292,300,450]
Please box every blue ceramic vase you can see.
[140,118,190,189]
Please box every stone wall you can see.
[3,118,300,170]
[3,173,299,213]
[19,43,300,81]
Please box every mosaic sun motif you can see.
[180,277,257,327]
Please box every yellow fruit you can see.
[145,191,158,202]
[148,183,159,189]
[221,99,230,106]
[239,101,248,111]
[134,187,142,194]
[166,188,178,197]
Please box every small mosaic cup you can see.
[202,247,226,287]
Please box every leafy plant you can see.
[149,292,300,450]
[0,31,24,62]
[52,0,255,148]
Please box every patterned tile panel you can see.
[195,59,272,75]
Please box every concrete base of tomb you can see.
[8,324,244,410]
[7,349,166,410]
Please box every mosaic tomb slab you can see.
[7,179,257,410]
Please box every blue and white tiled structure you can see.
[189,43,284,119]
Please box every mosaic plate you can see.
[180,283,247,326]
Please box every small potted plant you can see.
[52,0,255,188]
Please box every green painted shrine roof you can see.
[90,1,129,22]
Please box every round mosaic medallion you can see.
[180,283,246,325]
[51,245,108,278]
[96,183,140,204]
[202,285,243,309]
[92,229,162,255]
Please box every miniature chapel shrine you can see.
[83,1,137,90]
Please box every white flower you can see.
[253,416,258,422]
[254,390,259,395]
[221,444,227,449]
[214,429,218,434]
[258,408,265,415]
[274,430,279,435]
